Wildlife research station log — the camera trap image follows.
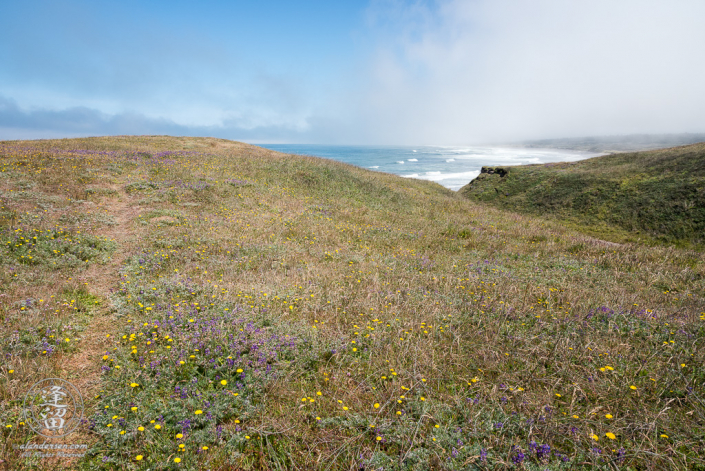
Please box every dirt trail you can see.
[4,187,145,469]
[63,187,142,397]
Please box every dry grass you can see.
[0,136,703,470]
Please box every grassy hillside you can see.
[459,143,705,246]
[0,136,704,470]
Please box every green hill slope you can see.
[0,136,703,470]
[459,143,705,246]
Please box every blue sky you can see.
[1,0,705,144]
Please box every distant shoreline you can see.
[500,132,705,153]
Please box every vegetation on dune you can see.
[0,136,704,470]
[459,143,705,247]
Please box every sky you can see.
[1,0,704,144]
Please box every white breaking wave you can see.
[408,158,418,162]
[446,158,455,162]
[412,150,417,152]
[397,161,404,164]
[369,166,379,169]
[402,170,480,183]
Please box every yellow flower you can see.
[630,385,637,390]
[8,370,14,374]
[660,434,669,438]
[605,432,616,440]
[174,457,181,463]
[555,393,562,397]
[138,426,144,431]
[591,434,599,441]
[572,415,579,419]
[236,368,243,373]
[420,397,425,401]
[434,424,440,428]
[195,410,203,415]
[135,455,143,461]
[130,382,139,388]
[202,446,208,451]
[220,380,227,386]
[376,436,382,441]
[131,407,137,411]
[605,414,613,419]
[374,403,380,409]
[154,424,161,430]
[176,433,183,439]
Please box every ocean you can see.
[258,144,603,191]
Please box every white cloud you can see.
[348,0,705,144]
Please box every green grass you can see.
[0,136,703,470]
[458,143,705,247]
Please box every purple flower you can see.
[616,448,626,462]
[536,444,551,460]
[512,450,525,464]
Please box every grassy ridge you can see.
[0,136,704,470]
[459,143,705,246]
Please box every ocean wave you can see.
[369,165,379,169]
[396,161,404,164]
[446,158,455,162]
[406,170,481,182]
[408,158,418,162]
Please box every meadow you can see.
[0,136,703,470]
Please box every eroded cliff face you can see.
[480,166,509,177]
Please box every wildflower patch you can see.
[88,261,323,468]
